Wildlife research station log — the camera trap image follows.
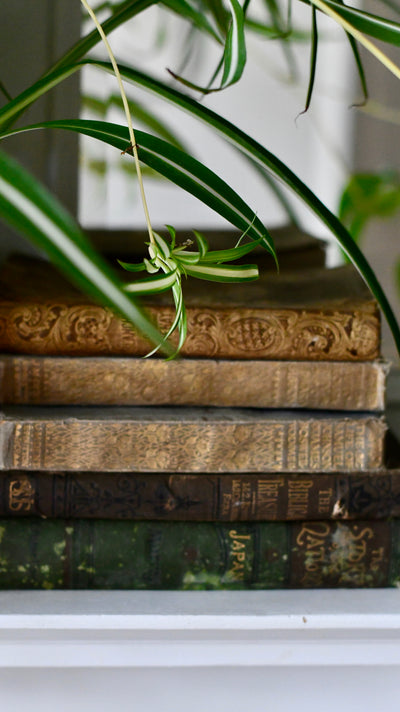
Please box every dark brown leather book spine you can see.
[0,408,387,472]
[3,470,400,520]
[0,356,388,410]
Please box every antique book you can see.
[4,466,400,521]
[0,518,398,589]
[0,257,380,360]
[0,355,388,410]
[0,406,387,473]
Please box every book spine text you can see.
[0,519,398,589]
[2,470,400,521]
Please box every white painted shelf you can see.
[1,590,399,712]
[0,589,399,668]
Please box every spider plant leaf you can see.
[168,0,246,93]
[0,149,169,353]
[173,251,201,265]
[117,259,147,271]
[144,257,160,273]
[124,268,178,293]
[175,235,264,264]
[346,33,368,105]
[304,0,400,46]
[172,280,187,354]
[0,66,81,129]
[202,0,228,35]
[153,231,172,259]
[183,262,259,282]
[144,278,185,358]
[193,230,209,259]
[302,6,318,114]
[220,0,247,88]
[0,119,275,259]
[165,224,176,249]
[160,0,222,43]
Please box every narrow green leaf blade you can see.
[0,65,80,128]
[117,259,147,271]
[153,231,172,259]
[1,118,275,259]
[193,230,209,259]
[221,0,247,87]
[174,235,263,264]
[161,0,221,43]
[184,262,259,281]
[0,149,168,352]
[124,268,178,293]
[304,0,400,46]
[302,6,318,113]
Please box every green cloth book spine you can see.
[2,518,400,589]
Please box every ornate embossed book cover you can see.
[0,518,399,588]
[0,406,387,472]
[0,257,380,360]
[0,355,387,410]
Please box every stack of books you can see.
[0,228,398,590]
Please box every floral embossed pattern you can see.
[0,302,380,359]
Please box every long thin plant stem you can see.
[80,0,155,245]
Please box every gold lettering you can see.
[9,477,35,512]
[242,482,252,501]
[230,559,245,579]
[296,522,330,547]
[228,529,252,581]
[287,480,313,518]
[221,493,232,516]
[318,488,333,513]
[229,530,251,540]
[348,526,374,542]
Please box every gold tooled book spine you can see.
[0,301,380,360]
[0,356,388,410]
[1,409,387,473]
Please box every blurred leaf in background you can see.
[339,170,400,245]
[339,168,400,304]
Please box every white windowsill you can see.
[0,589,399,668]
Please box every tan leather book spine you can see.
[0,356,388,410]
[0,259,380,360]
[0,407,387,472]
[0,301,380,360]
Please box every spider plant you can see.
[1,0,400,355]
